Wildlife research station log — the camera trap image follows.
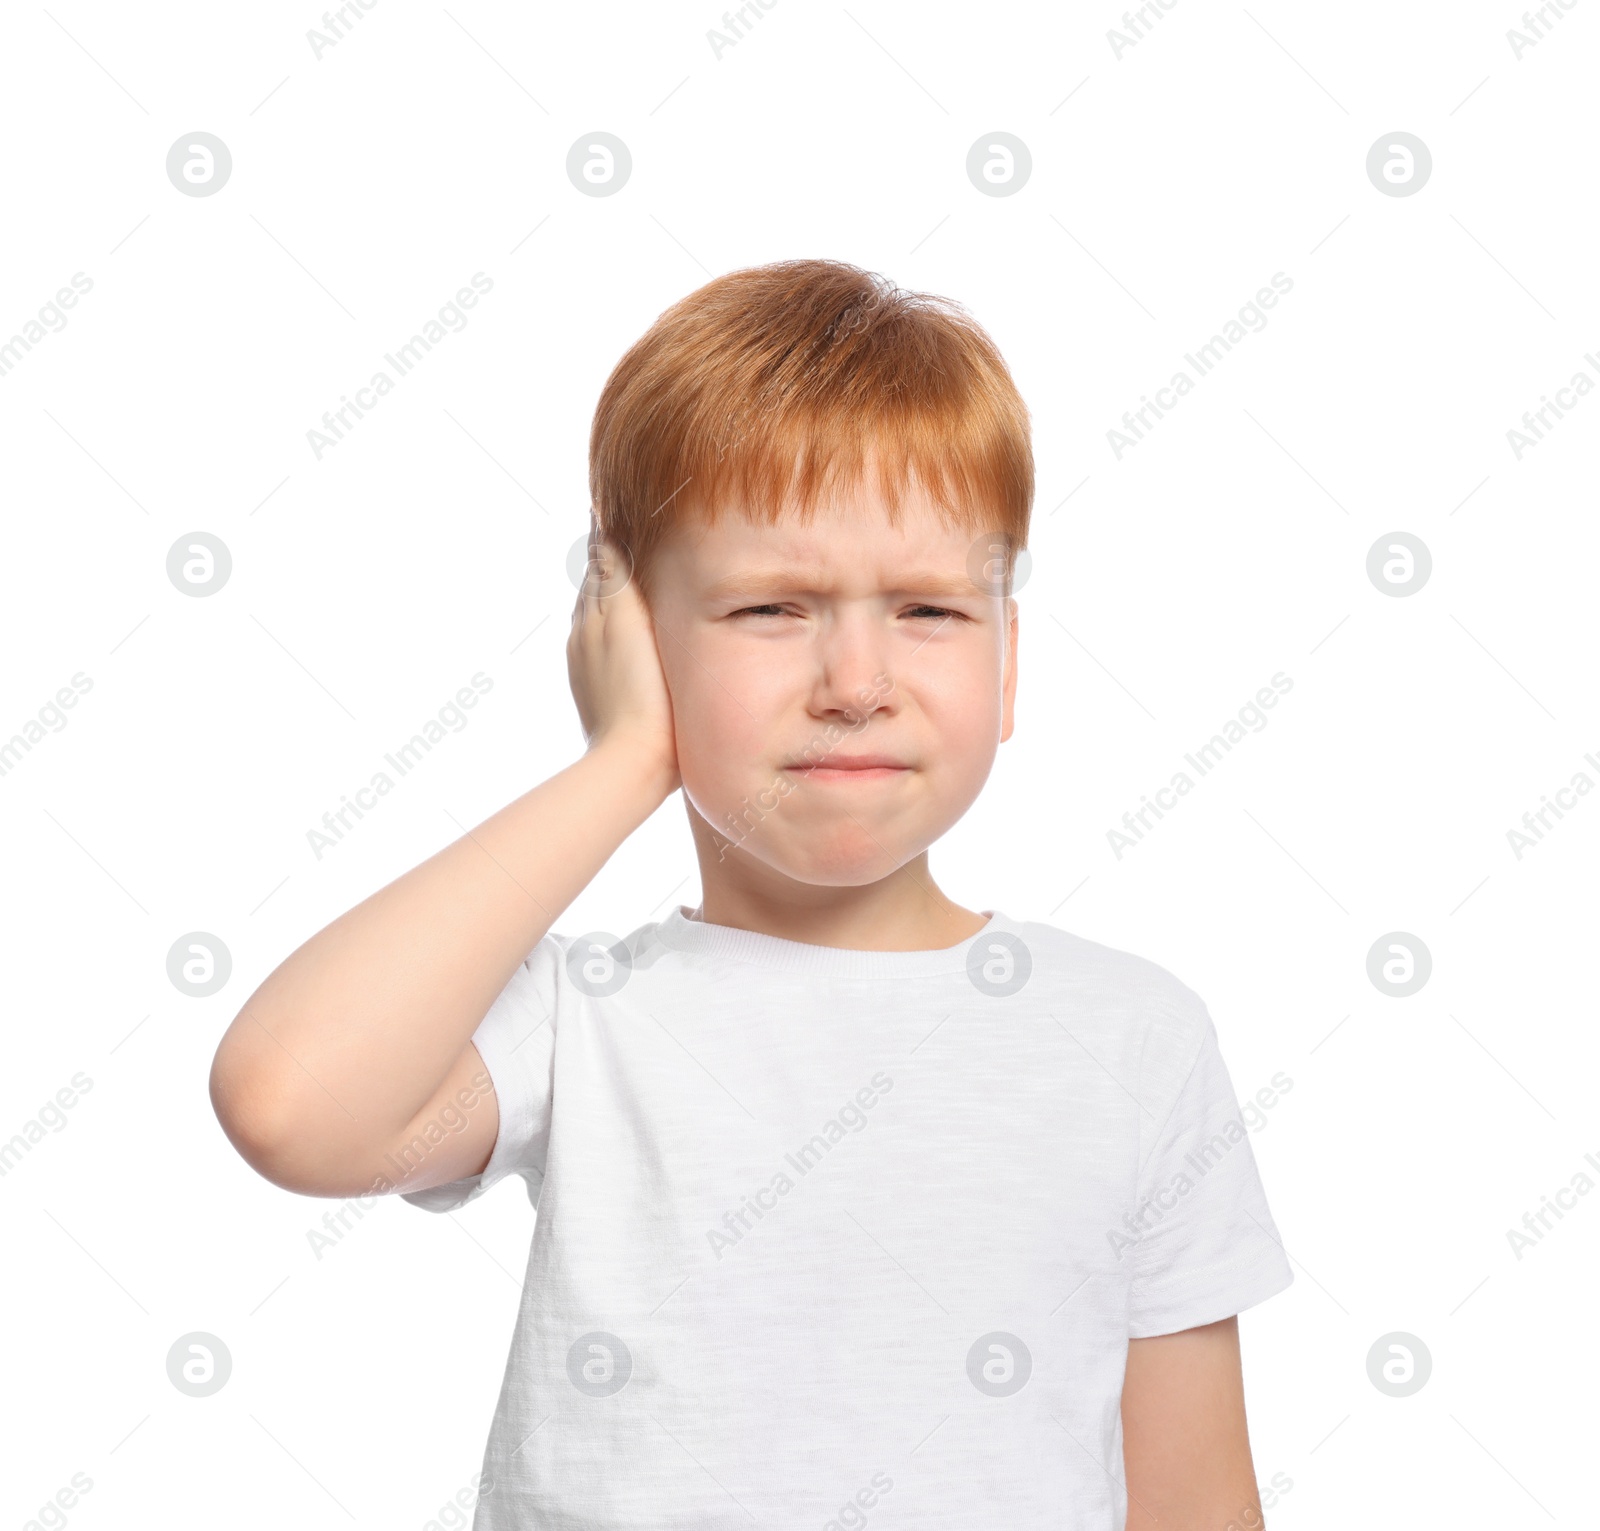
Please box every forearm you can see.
[210,736,672,1176]
[1121,1317,1263,1530]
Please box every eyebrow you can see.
[702,569,981,601]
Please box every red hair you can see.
[587,258,1033,600]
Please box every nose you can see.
[807,603,897,726]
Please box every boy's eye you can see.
[728,603,968,621]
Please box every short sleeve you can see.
[1125,1006,1294,1337]
[400,932,563,1215]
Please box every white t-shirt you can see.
[404,907,1293,1529]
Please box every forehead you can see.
[658,487,984,589]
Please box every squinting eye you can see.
[729,603,966,621]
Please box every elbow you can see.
[209,1016,327,1195]
[208,1020,395,1200]
[209,1040,300,1189]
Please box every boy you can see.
[210,258,1293,1529]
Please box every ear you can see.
[1000,595,1018,743]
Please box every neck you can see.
[683,802,987,951]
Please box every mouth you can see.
[782,754,910,782]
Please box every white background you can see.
[2,1,1596,1526]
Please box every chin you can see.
[763,824,922,886]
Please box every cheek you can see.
[661,642,773,781]
[919,657,1003,742]
[908,659,1004,807]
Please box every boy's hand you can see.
[567,532,681,795]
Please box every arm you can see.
[208,539,676,1200]
[1121,1316,1266,1530]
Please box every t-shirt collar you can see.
[651,904,1012,979]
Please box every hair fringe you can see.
[587,259,1033,598]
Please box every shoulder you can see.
[1005,916,1215,1097]
[1006,916,1207,1013]
[532,921,677,987]
[531,924,660,969]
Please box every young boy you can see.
[210,258,1293,1529]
